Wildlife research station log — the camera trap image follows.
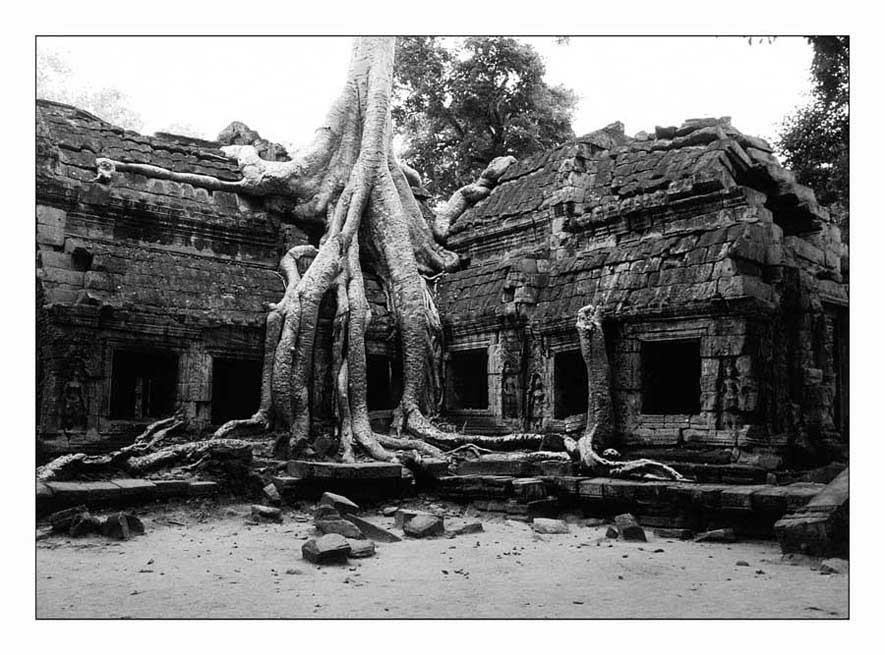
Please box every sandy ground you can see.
[36,499,848,619]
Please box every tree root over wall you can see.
[80,38,682,482]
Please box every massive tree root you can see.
[88,38,682,482]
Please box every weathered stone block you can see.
[316,518,364,539]
[345,539,376,558]
[532,518,569,534]
[111,478,157,499]
[188,481,219,496]
[614,513,647,541]
[404,514,445,538]
[511,478,548,503]
[319,491,360,513]
[287,460,402,480]
[152,479,191,498]
[342,514,402,543]
[302,534,351,564]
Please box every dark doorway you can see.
[109,350,178,419]
[212,357,262,424]
[641,339,701,414]
[447,349,489,410]
[554,350,588,418]
[366,355,395,410]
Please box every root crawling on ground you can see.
[37,411,252,482]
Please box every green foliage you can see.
[393,37,576,197]
[777,37,848,208]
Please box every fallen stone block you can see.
[605,526,619,539]
[447,520,484,537]
[694,528,736,543]
[346,539,376,558]
[102,513,132,540]
[394,508,436,528]
[532,518,569,534]
[381,506,398,516]
[819,558,849,575]
[404,514,445,538]
[342,514,402,543]
[251,504,283,523]
[69,513,103,537]
[614,513,647,542]
[49,505,89,533]
[653,528,695,540]
[315,518,364,539]
[319,491,360,513]
[262,483,282,506]
[302,533,351,564]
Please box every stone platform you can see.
[430,474,830,538]
[36,478,219,515]
[774,468,848,556]
[273,460,413,503]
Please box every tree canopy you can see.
[393,37,577,197]
[776,36,849,210]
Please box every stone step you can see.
[286,460,403,480]
[774,468,848,557]
[450,455,574,477]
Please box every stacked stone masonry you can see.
[36,104,848,466]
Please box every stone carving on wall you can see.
[61,379,87,430]
[526,372,546,431]
[501,361,519,418]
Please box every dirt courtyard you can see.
[36,499,848,619]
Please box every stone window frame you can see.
[635,325,706,421]
[103,340,181,424]
[445,339,493,415]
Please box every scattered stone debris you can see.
[46,506,145,540]
[819,558,849,575]
[251,504,283,523]
[346,539,377,558]
[605,526,620,539]
[614,513,647,542]
[736,560,750,567]
[404,514,445,538]
[342,514,402,543]
[694,528,736,543]
[395,508,438,528]
[532,518,569,534]
[302,533,351,564]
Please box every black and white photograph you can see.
[12,1,875,640]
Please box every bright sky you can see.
[37,36,814,152]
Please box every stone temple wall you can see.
[436,118,848,463]
[35,103,848,466]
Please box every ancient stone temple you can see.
[36,100,399,453]
[435,119,848,466]
[36,100,848,467]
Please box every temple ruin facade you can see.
[36,100,849,468]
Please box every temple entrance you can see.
[211,357,261,424]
